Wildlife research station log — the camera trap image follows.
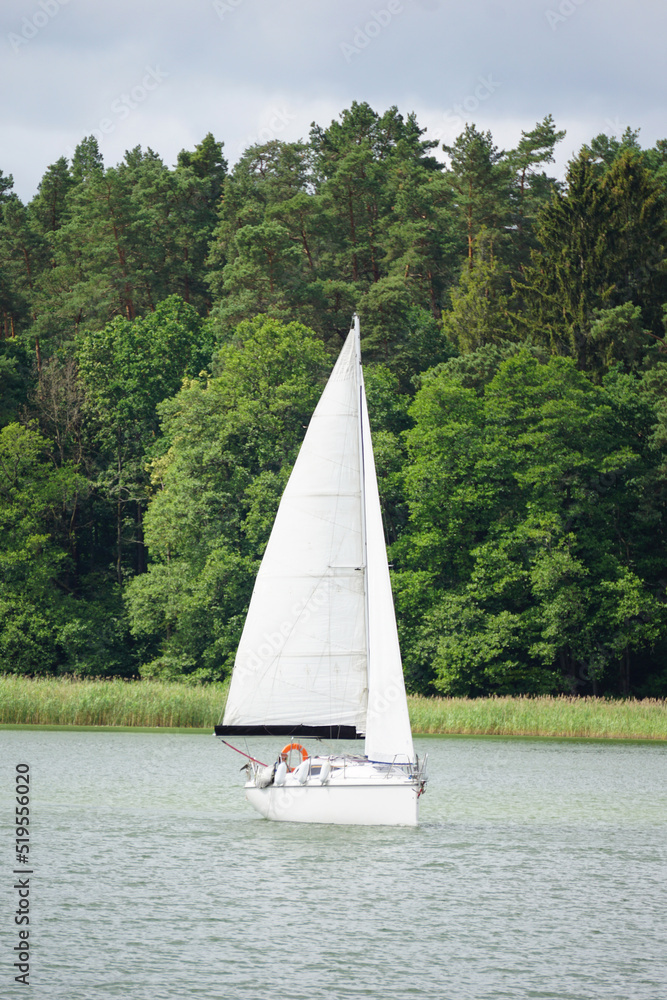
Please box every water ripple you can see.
[0,730,665,999]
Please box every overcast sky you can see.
[1,0,665,201]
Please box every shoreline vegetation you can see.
[0,677,665,741]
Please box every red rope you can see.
[219,739,267,767]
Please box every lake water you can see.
[1,729,666,1000]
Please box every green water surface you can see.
[1,730,665,999]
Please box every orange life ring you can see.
[280,743,308,771]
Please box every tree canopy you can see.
[2,107,667,696]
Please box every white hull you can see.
[246,782,420,826]
[243,755,426,827]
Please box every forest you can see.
[1,102,667,698]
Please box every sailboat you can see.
[215,315,427,826]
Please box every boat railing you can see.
[248,752,428,786]
[386,753,428,784]
[362,754,428,782]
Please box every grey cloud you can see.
[1,0,665,200]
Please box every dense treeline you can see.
[1,103,667,697]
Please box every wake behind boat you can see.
[215,315,427,825]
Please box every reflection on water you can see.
[0,730,665,999]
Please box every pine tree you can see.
[514,150,614,365]
[507,114,566,266]
[29,157,74,235]
[442,124,510,266]
[171,133,227,309]
[515,148,667,368]
[0,191,45,354]
[442,230,514,352]
[381,155,458,319]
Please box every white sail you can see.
[222,329,368,734]
[361,379,415,763]
[221,316,415,766]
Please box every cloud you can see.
[1,0,665,200]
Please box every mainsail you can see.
[219,317,414,762]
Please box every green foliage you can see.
[0,423,73,593]
[207,104,455,346]
[124,316,329,679]
[0,421,130,676]
[443,124,510,262]
[516,148,667,365]
[507,114,566,259]
[398,351,666,696]
[441,231,515,352]
[588,302,651,376]
[0,338,32,426]
[76,295,212,586]
[77,295,208,427]
[2,109,667,699]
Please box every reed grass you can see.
[0,675,227,729]
[0,677,665,739]
[407,694,667,740]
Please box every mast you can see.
[354,314,372,718]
